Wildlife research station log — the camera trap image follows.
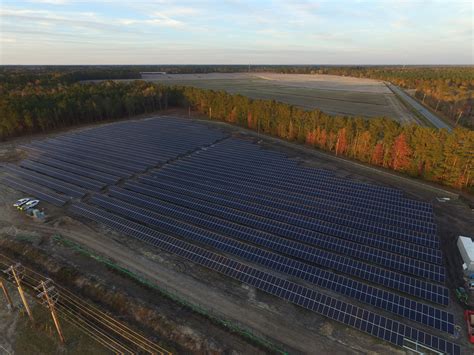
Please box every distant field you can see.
[140,73,417,122]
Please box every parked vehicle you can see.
[464,310,474,343]
[20,199,40,211]
[13,197,32,209]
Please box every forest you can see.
[0,68,472,192]
[2,65,471,127]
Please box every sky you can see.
[0,0,472,65]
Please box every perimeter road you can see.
[386,83,452,131]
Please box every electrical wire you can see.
[0,255,170,354]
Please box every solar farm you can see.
[0,116,464,354]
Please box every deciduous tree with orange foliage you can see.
[391,133,412,171]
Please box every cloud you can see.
[0,37,17,43]
[0,7,134,33]
[1,0,471,64]
[146,12,185,28]
[25,0,70,4]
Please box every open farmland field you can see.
[1,115,473,354]
[141,73,418,123]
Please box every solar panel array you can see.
[1,116,461,354]
[3,117,227,201]
[69,203,459,355]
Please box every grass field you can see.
[141,73,417,122]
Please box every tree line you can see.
[2,65,472,128]
[0,77,472,191]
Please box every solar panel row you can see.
[29,156,121,184]
[123,180,448,303]
[54,134,214,162]
[30,141,152,171]
[20,160,106,191]
[89,193,454,333]
[24,118,228,178]
[156,169,433,232]
[115,181,442,264]
[197,141,406,197]
[136,177,444,282]
[146,172,440,255]
[195,147,334,177]
[4,165,86,198]
[27,142,148,173]
[164,167,434,239]
[46,136,186,166]
[191,145,436,226]
[139,178,445,281]
[21,146,135,178]
[68,203,460,355]
[1,176,70,206]
[185,167,432,236]
[155,163,435,224]
[104,184,448,294]
[180,154,414,206]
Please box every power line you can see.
[0,255,170,354]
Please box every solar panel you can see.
[177,155,407,201]
[123,181,448,303]
[150,164,434,226]
[29,156,121,184]
[68,202,460,355]
[29,141,149,170]
[144,172,440,256]
[140,178,445,281]
[192,143,405,195]
[107,183,439,266]
[20,160,105,191]
[20,145,135,177]
[1,176,70,206]
[89,193,454,333]
[155,164,434,220]
[29,141,152,171]
[4,165,86,198]
[136,177,444,282]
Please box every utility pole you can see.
[4,264,34,322]
[0,278,14,310]
[36,279,65,343]
[209,107,212,119]
[455,111,463,126]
